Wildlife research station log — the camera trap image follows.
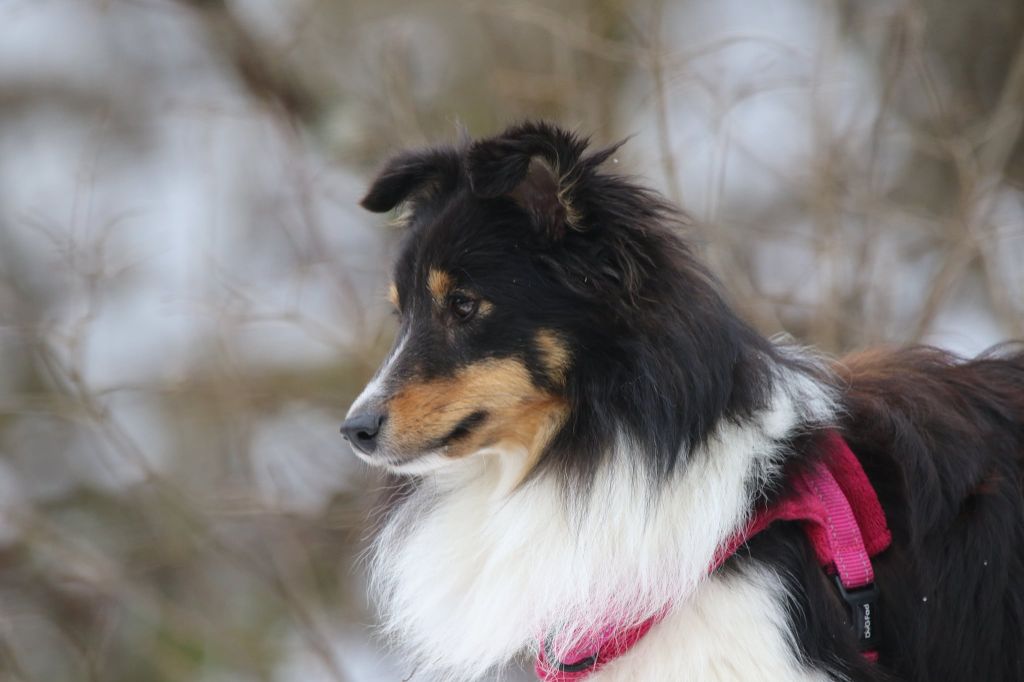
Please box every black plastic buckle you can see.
[832,575,880,651]
[543,635,598,673]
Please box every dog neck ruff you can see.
[535,431,893,681]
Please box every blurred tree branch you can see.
[910,29,1024,340]
[176,0,325,127]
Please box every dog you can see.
[342,121,1024,681]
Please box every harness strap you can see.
[535,431,892,681]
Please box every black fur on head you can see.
[360,148,464,213]
[358,121,777,484]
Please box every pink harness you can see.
[535,431,892,680]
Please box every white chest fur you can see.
[590,564,835,682]
[370,362,836,682]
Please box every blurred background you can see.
[0,0,1022,680]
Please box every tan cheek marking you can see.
[387,358,537,453]
[387,282,399,308]
[535,329,571,386]
[456,396,568,474]
[427,268,454,307]
[386,358,568,468]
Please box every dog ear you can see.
[466,122,589,241]
[360,148,460,213]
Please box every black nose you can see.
[341,411,385,454]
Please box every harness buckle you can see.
[832,575,880,651]
[543,635,598,674]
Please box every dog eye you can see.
[449,294,479,322]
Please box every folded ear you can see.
[465,122,590,240]
[360,148,461,213]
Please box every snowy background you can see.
[0,0,1022,680]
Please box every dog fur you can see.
[344,121,1024,682]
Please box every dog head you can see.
[343,122,771,480]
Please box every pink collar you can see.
[535,431,892,680]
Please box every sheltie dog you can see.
[342,121,1024,681]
